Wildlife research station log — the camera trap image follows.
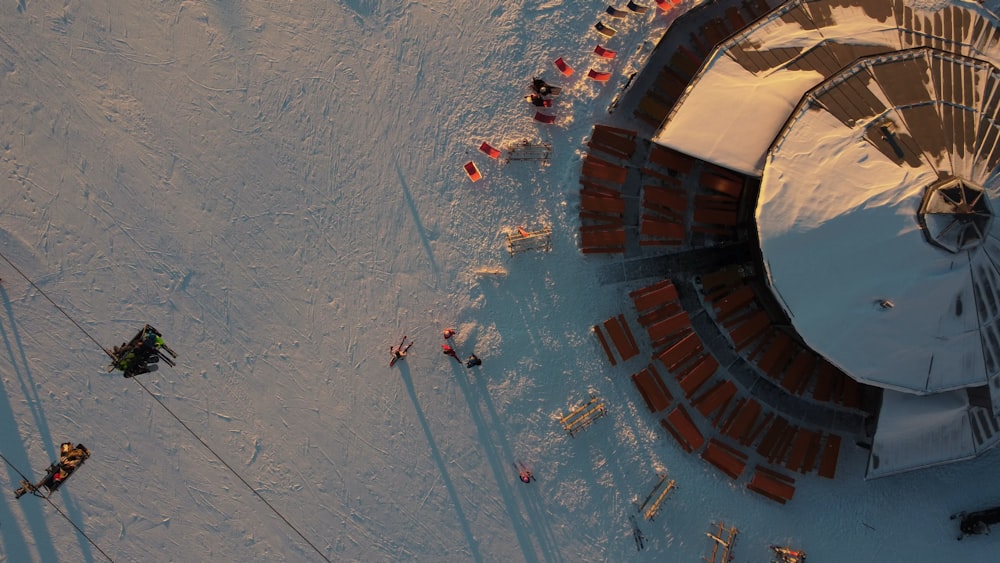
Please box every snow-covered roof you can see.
[654,0,1000,175]
[757,48,1000,395]
[867,389,978,478]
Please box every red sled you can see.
[588,69,612,82]
[534,112,556,124]
[479,142,501,159]
[554,57,574,77]
[464,161,482,182]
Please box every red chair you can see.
[595,21,618,38]
[594,45,617,59]
[479,142,501,159]
[463,161,482,182]
[554,57,574,77]
[588,69,612,82]
[534,112,556,124]
[655,0,672,10]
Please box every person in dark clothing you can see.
[465,354,482,368]
[532,76,553,96]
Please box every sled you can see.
[15,444,90,499]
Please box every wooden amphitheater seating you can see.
[662,405,705,453]
[784,428,815,473]
[744,411,773,446]
[635,94,671,127]
[727,310,772,351]
[657,331,704,371]
[654,68,688,102]
[648,144,694,175]
[581,229,626,253]
[709,284,756,325]
[743,0,772,19]
[721,397,761,445]
[647,311,693,346]
[632,364,674,413]
[581,192,625,215]
[699,266,744,298]
[640,218,685,245]
[678,354,718,398]
[643,185,687,220]
[637,300,682,328]
[594,323,617,365]
[725,6,747,30]
[701,438,748,479]
[817,434,842,479]
[603,314,640,362]
[781,350,816,395]
[699,170,744,199]
[693,380,737,420]
[582,154,629,185]
[755,416,789,461]
[671,46,703,80]
[754,330,795,378]
[801,431,822,473]
[588,124,638,160]
[747,466,796,504]
[630,279,679,315]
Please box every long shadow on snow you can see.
[395,160,440,276]
[397,362,483,562]
[451,359,564,563]
[0,288,66,562]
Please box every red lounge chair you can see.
[595,45,617,59]
[655,0,672,10]
[463,161,482,182]
[534,112,556,124]
[554,57,574,76]
[479,142,501,159]
[588,69,612,82]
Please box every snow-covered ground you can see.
[2,0,1000,561]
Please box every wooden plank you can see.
[728,310,772,351]
[631,281,679,313]
[746,467,796,504]
[581,193,625,214]
[711,285,756,323]
[604,316,639,362]
[724,398,761,443]
[756,416,788,459]
[699,171,744,198]
[641,217,686,240]
[801,431,822,473]
[647,311,692,343]
[594,325,617,366]
[637,301,683,328]
[694,380,737,418]
[663,405,705,452]
[785,429,814,473]
[648,144,694,174]
[817,434,842,479]
[656,331,704,371]
[679,354,719,397]
[756,331,794,377]
[620,314,640,357]
[632,365,673,413]
[701,439,748,479]
[781,350,816,395]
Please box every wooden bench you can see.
[594,324,617,365]
[817,434,841,479]
[647,311,692,344]
[603,314,640,362]
[630,279,678,313]
[722,398,761,444]
[784,428,815,473]
[728,310,772,351]
[781,350,816,395]
[662,405,705,452]
[746,466,796,504]
[679,354,719,397]
[694,380,737,419]
[701,438,748,479]
[657,331,704,371]
[710,284,756,324]
[640,218,685,243]
[632,365,674,413]
[700,171,744,199]
[648,144,694,174]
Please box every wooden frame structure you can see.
[561,397,607,436]
[507,226,552,256]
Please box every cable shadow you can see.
[0,286,97,562]
[397,363,483,562]
[451,362,564,563]
[394,159,439,275]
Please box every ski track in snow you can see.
[2,0,1000,561]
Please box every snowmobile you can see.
[108,324,177,378]
[770,544,806,562]
[953,505,1000,539]
[15,442,91,499]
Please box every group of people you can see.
[112,325,174,378]
[524,76,560,108]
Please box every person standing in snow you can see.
[442,344,461,363]
[443,328,456,340]
[466,354,481,368]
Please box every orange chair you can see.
[463,161,482,182]
[554,57,574,77]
